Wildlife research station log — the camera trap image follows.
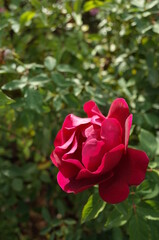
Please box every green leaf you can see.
[148,69,159,86]
[10,19,20,33]
[115,201,132,218]
[20,11,35,26]
[22,163,37,176]
[29,74,50,86]
[44,56,56,71]
[136,20,152,34]
[104,208,128,230]
[143,184,159,199]
[81,192,106,223]
[137,206,159,221]
[40,226,52,235]
[64,219,76,225]
[131,0,145,8]
[12,178,23,192]
[53,95,63,111]
[139,129,157,156]
[57,64,77,73]
[112,228,124,240]
[128,215,150,240]
[30,0,41,8]
[63,94,79,108]
[73,0,83,13]
[42,207,52,222]
[83,0,104,12]
[0,90,14,105]
[144,113,159,128]
[148,221,159,239]
[51,72,72,87]
[25,63,44,69]
[50,233,55,240]
[153,23,159,34]
[2,79,27,90]
[146,0,158,10]
[2,166,21,178]
[25,88,43,113]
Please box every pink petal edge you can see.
[125,114,133,149]
[84,100,105,119]
[108,98,130,128]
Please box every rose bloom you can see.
[50,98,149,204]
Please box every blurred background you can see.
[0,0,159,239]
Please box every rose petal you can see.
[63,136,78,159]
[125,114,133,149]
[82,138,105,171]
[101,118,122,151]
[98,144,125,172]
[84,100,105,119]
[91,115,104,126]
[57,144,124,193]
[82,125,94,138]
[126,148,149,185]
[99,178,129,204]
[57,170,113,194]
[50,151,58,167]
[57,171,72,193]
[107,98,130,128]
[54,129,63,147]
[57,144,124,194]
[58,114,91,144]
[98,147,149,204]
[63,145,122,192]
[63,114,91,129]
[54,132,75,160]
[77,144,124,179]
[82,125,100,139]
[57,171,96,193]
[58,159,84,178]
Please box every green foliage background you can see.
[0,0,159,239]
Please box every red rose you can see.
[50,98,149,204]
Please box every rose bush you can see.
[50,98,149,204]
